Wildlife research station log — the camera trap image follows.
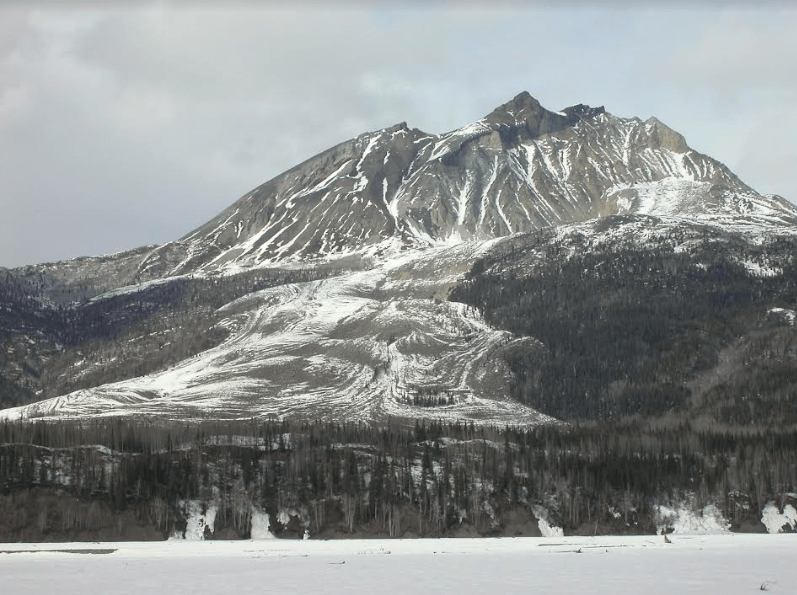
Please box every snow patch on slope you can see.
[531,504,563,537]
[768,308,796,326]
[250,509,276,540]
[762,502,797,534]
[736,259,782,278]
[172,500,218,540]
[655,503,731,534]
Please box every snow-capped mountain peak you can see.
[128,91,794,279]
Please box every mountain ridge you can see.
[125,91,795,279]
[5,91,795,289]
[2,91,797,426]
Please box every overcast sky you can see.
[1,2,795,268]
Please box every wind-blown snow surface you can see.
[0,241,554,425]
[1,535,796,595]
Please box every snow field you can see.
[1,535,796,595]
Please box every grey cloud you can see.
[655,10,797,101]
[2,4,795,267]
[2,6,512,267]
[651,8,797,201]
[735,103,797,202]
[0,10,32,60]
[72,7,454,100]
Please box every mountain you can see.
[2,92,796,426]
[132,91,795,278]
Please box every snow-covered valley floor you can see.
[1,535,795,594]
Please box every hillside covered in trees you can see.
[2,418,796,541]
[451,219,797,425]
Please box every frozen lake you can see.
[1,534,795,594]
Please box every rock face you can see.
[132,91,797,278]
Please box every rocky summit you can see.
[125,91,797,278]
[1,92,796,426]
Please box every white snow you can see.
[1,535,796,595]
[494,187,514,235]
[655,503,731,534]
[298,159,353,197]
[479,155,499,227]
[768,308,796,326]
[605,179,715,217]
[531,504,563,537]
[761,501,797,534]
[429,120,491,161]
[735,259,782,278]
[357,135,380,171]
[249,508,275,540]
[456,174,473,227]
[171,500,218,540]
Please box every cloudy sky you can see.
[1,1,795,268]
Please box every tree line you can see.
[1,417,795,540]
